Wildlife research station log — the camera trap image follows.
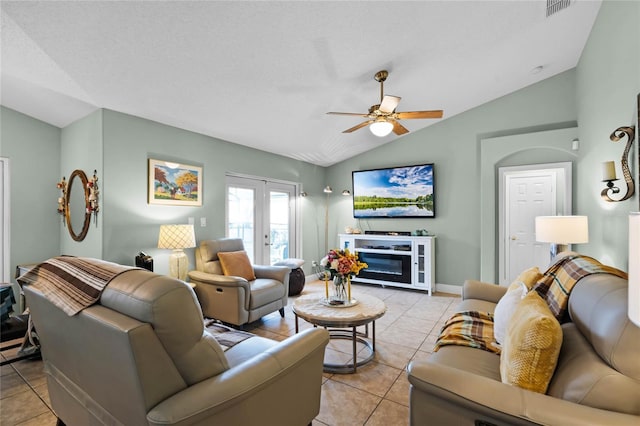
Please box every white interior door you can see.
[226,175,297,265]
[506,172,554,283]
[499,163,572,285]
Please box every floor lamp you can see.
[535,215,589,261]
[158,224,196,280]
[323,186,332,254]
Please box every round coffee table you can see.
[292,293,386,373]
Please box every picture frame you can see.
[148,159,202,206]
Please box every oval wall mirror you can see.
[65,169,91,241]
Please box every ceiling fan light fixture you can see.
[369,119,393,137]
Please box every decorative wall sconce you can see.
[87,170,100,225]
[601,125,635,202]
[341,189,351,196]
[56,176,67,226]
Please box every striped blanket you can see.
[533,254,628,322]
[434,311,500,355]
[17,256,134,316]
[204,320,254,351]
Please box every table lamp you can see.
[157,224,196,280]
[535,215,589,260]
[629,213,639,326]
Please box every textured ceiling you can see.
[0,1,601,166]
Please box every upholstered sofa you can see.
[23,266,329,426]
[407,259,640,425]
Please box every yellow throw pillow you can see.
[508,266,543,291]
[217,251,256,281]
[500,290,563,394]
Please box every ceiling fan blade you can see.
[379,95,401,113]
[391,120,409,135]
[327,112,369,117]
[343,120,373,133]
[395,110,443,119]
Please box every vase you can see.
[332,275,349,303]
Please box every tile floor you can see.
[0,280,460,425]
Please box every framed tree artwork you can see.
[148,159,202,206]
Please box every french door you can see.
[226,175,298,265]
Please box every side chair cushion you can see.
[218,250,256,281]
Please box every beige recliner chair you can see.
[188,238,290,327]
[23,267,329,426]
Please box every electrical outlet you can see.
[200,217,206,227]
[188,217,195,225]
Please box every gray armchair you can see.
[188,238,290,327]
[24,266,329,426]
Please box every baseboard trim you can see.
[304,275,462,296]
[434,283,462,295]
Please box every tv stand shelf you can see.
[339,234,435,294]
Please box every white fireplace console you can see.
[338,234,435,294]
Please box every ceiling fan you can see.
[327,70,443,137]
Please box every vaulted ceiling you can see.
[1,1,601,166]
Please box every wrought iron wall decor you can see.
[601,125,636,202]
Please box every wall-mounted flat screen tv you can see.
[352,164,435,218]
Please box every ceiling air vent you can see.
[546,0,572,17]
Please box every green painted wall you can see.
[326,70,577,287]
[575,0,640,270]
[325,0,639,286]
[60,109,103,258]
[101,110,326,275]
[0,107,61,273]
[479,127,579,282]
[2,1,637,288]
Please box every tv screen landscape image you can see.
[352,164,435,218]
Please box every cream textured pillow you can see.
[493,267,543,345]
[493,281,527,345]
[500,291,563,394]
[217,251,256,281]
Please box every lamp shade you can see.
[158,224,196,249]
[369,120,393,137]
[535,216,589,244]
[629,213,639,326]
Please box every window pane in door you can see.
[228,186,255,263]
[269,191,289,264]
